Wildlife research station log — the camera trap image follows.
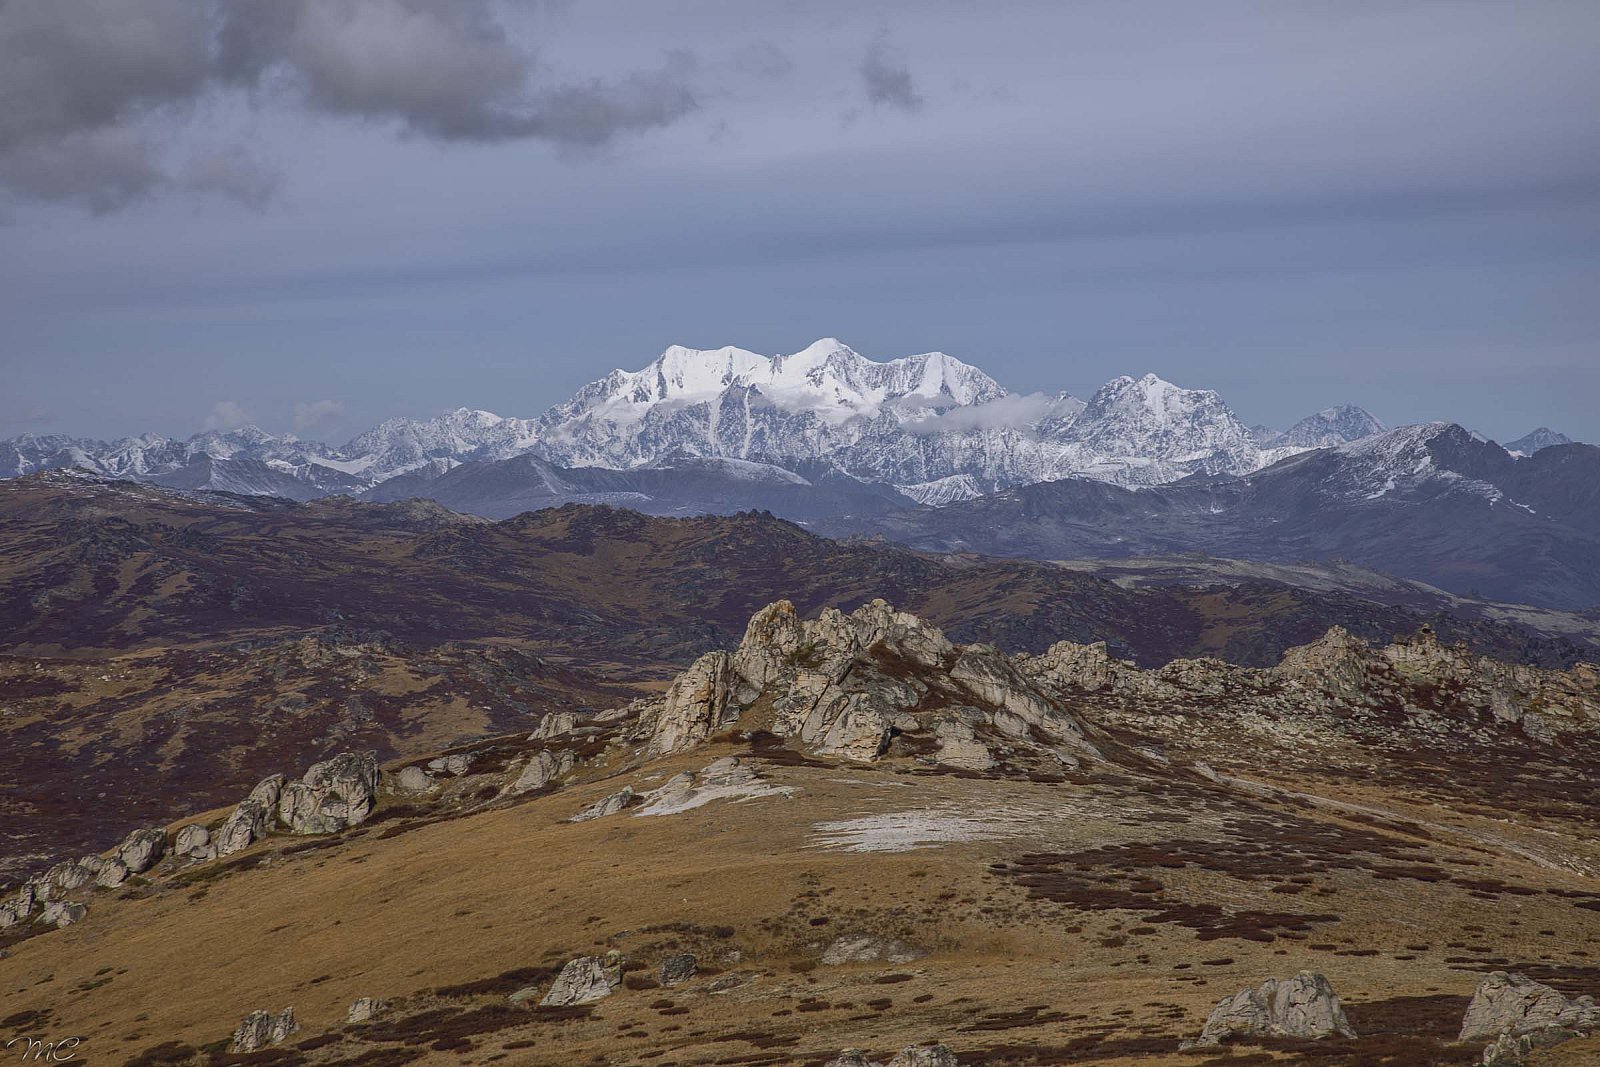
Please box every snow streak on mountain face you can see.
[0,339,1409,501]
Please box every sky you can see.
[2,0,1598,447]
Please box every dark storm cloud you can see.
[215,0,695,144]
[860,31,923,113]
[0,0,701,211]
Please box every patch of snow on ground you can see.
[809,807,1036,853]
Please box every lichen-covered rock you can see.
[635,600,1097,769]
[1193,972,1356,1046]
[886,1046,958,1067]
[247,774,286,811]
[824,1052,881,1067]
[279,752,380,834]
[539,953,624,1006]
[659,953,697,985]
[643,651,749,756]
[1020,639,1128,692]
[1460,971,1599,1042]
[302,752,380,825]
[569,786,635,822]
[1273,626,1378,692]
[115,827,166,874]
[230,1008,297,1053]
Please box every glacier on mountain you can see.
[1,338,1405,502]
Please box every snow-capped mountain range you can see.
[0,338,1570,508]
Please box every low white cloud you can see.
[292,398,345,432]
[901,392,1069,435]
[203,400,254,430]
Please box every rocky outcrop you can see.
[174,824,215,862]
[643,651,751,756]
[528,711,579,740]
[115,828,166,874]
[821,934,928,966]
[1191,972,1356,1047]
[346,997,387,1024]
[230,1008,297,1053]
[279,752,380,834]
[428,753,473,776]
[510,749,575,795]
[1460,971,1599,1044]
[40,901,86,928]
[540,953,625,1006]
[569,786,635,822]
[825,1046,958,1067]
[824,1052,879,1067]
[80,854,128,889]
[659,953,697,985]
[216,798,273,857]
[634,600,1098,771]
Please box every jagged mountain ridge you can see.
[827,424,1600,611]
[0,339,1384,499]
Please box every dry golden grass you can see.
[3,738,1595,1067]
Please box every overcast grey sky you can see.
[2,0,1597,445]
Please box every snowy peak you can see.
[1065,373,1253,458]
[1505,427,1573,456]
[574,338,1005,425]
[1280,405,1385,448]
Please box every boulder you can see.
[427,753,473,776]
[40,901,87,928]
[1460,971,1599,1042]
[174,825,211,857]
[346,997,387,1024]
[510,749,574,795]
[216,798,272,857]
[887,1046,958,1067]
[36,861,94,900]
[279,752,381,834]
[821,934,928,966]
[302,751,381,826]
[115,827,166,874]
[1192,972,1356,1046]
[91,857,130,889]
[230,1008,298,1053]
[569,786,635,822]
[394,766,435,793]
[540,953,624,1006]
[0,898,33,929]
[659,953,697,986]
